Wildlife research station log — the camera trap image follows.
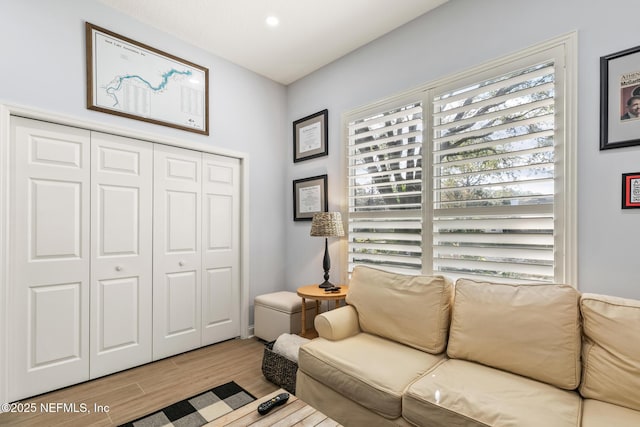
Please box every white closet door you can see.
[201,154,241,345]
[9,117,90,401]
[153,144,202,360]
[90,132,153,378]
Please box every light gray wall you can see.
[0,0,289,322]
[3,0,639,304]
[286,0,640,300]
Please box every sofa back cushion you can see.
[579,293,640,411]
[346,265,452,354]
[447,279,582,390]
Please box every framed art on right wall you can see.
[601,45,640,149]
[622,172,640,209]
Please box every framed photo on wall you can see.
[622,172,640,209]
[600,45,640,149]
[293,109,328,162]
[293,174,328,221]
[86,22,209,135]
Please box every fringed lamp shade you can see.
[310,212,344,288]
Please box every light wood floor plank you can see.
[0,338,278,426]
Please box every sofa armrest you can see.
[314,305,360,340]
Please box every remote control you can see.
[257,392,290,415]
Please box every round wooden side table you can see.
[296,284,349,338]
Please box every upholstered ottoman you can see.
[254,291,316,342]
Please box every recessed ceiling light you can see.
[265,15,279,27]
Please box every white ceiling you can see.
[99,0,448,85]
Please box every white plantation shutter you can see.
[343,36,575,285]
[432,61,558,283]
[347,102,424,274]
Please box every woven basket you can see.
[261,341,298,394]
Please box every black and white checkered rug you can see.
[119,381,256,427]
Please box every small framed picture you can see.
[600,45,640,149]
[293,109,328,162]
[622,172,640,209]
[293,175,328,221]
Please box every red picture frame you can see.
[622,172,640,209]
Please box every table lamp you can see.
[310,212,345,288]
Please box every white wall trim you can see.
[239,154,251,339]
[0,105,10,406]
[2,103,249,159]
[0,103,251,405]
[563,32,579,288]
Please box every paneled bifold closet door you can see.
[9,117,91,400]
[153,144,203,360]
[8,117,242,401]
[201,154,241,345]
[90,133,153,378]
[152,148,242,359]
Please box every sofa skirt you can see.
[296,370,412,427]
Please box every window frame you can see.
[342,33,577,285]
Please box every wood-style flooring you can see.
[0,337,278,426]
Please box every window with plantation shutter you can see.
[347,102,424,274]
[432,60,558,283]
[343,35,576,284]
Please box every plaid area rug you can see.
[119,381,256,427]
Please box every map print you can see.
[91,28,206,132]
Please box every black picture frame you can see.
[600,45,640,149]
[293,175,328,221]
[622,172,640,209]
[293,109,328,162]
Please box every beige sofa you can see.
[296,265,640,426]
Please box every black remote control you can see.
[257,392,290,415]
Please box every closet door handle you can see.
[115,266,122,271]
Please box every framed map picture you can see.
[86,22,209,135]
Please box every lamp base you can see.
[318,280,335,289]
[318,237,334,289]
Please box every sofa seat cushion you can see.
[298,333,445,419]
[581,399,640,427]
[447,279,581,390]
[403,359,582,427]
[579,293,640,412]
